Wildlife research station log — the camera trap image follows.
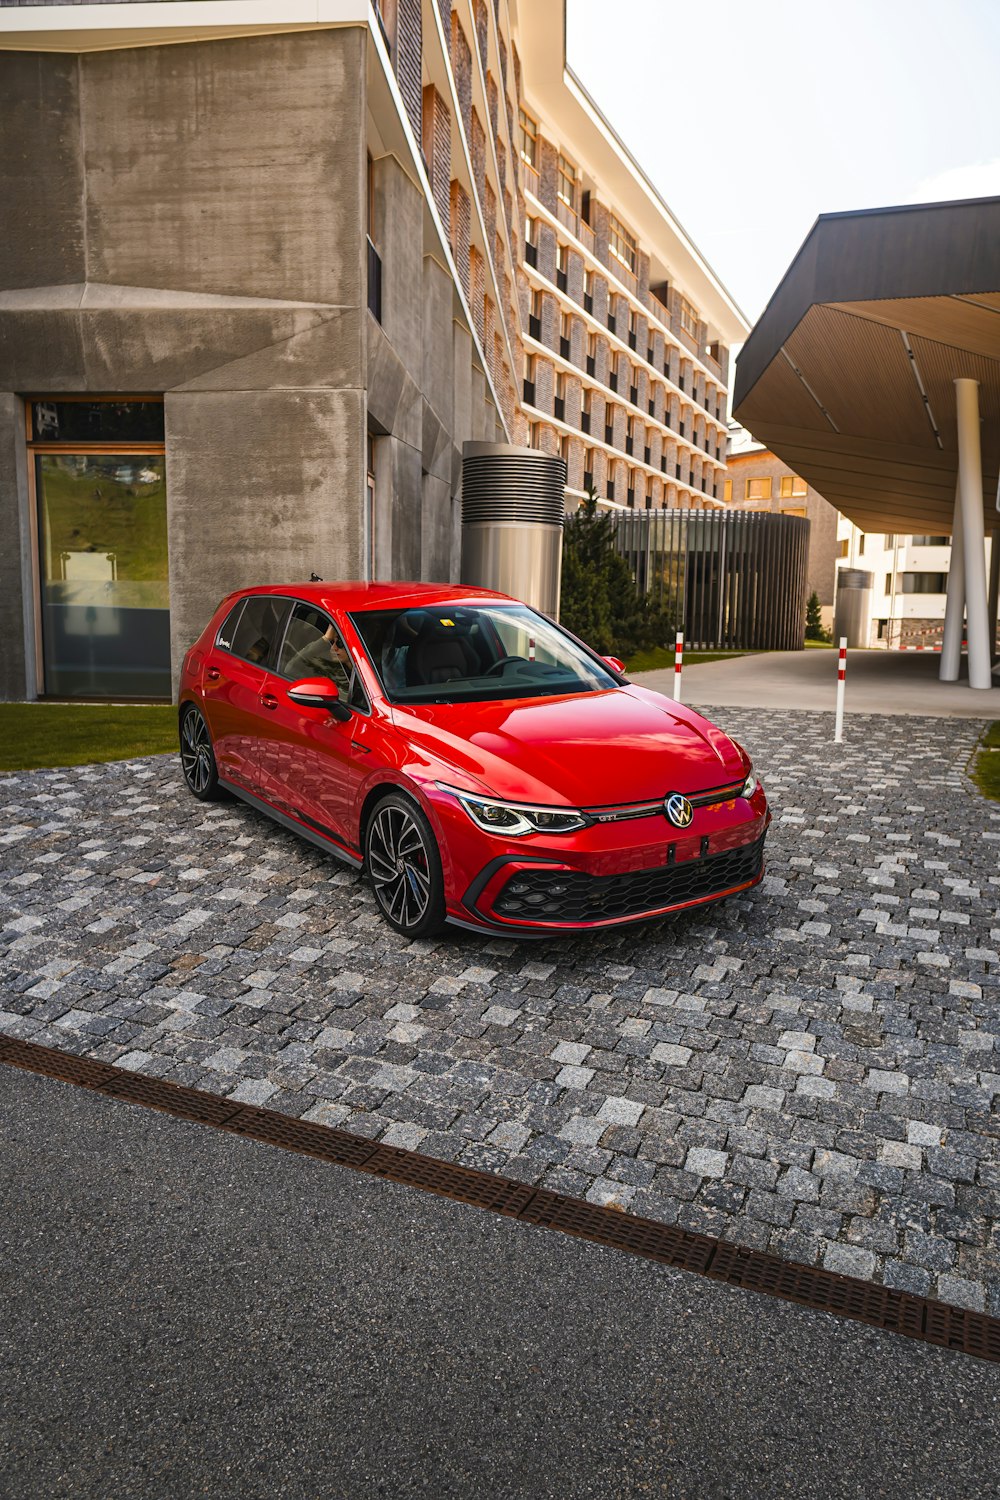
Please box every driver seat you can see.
[406,623,480,686]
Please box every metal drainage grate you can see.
[2,1034,997,1364]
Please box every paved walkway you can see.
[3,1068,998,1500]
[634,648,1000,718]
[1,710,998,1312]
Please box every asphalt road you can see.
[1,1069,998,1500]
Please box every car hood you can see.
[390,685,747,806]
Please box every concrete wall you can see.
[0,28,504,700]
[0,32,367,698]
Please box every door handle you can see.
[260,693,279,711]
[206,667,221,681]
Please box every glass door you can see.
[29,399,170,698]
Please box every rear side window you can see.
[226,596,289,668]
[216,600,245,652]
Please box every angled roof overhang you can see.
[733,197,1000,534]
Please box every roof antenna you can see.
[309,572,323,582]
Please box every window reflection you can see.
[36,454,170,697]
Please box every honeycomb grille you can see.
[494,834,766,923]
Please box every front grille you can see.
[494,834,766,924]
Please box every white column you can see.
[954,378,992,690]
[939,474,965,682]
[989,528,1000,667]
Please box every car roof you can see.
[230,581,518,612]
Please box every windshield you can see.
[348,603,621,705]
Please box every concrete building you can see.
[832,522,998,652]
[724,429,839,632]
[0,0,745,702]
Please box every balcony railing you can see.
[367,237,382,323]
[525,240,538,268]
[522,160,540,196]
[529,314,541,340]
[584,292,593,315]
[559,335,571,359]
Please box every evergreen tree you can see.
[804,589,830,642]
[560,491,674,656]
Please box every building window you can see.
[911,535,949,546]
[838,538,850,558]
[583,269,594,308]
[557,153,577,211]
[678,296,698,338]
[858,533,866,554]
[28,397,169,699]
[519,107,538,169]
[608,212,637,274]
[529,288,542,341]
[723,479,732,503]
[746,477,771,501]
[901,572,949,594]
[523,352,536,406]
[557,242,568,277]
[779,475,807,498]
[885,573,893,595]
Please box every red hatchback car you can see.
[178,583,770,939]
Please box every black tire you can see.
[179,703,226,802]
[364,792,446,938]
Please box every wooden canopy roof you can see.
[732,198,1000,534]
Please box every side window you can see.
[216,600,245,652]
[228,596,289,668]
[277,602,369,711]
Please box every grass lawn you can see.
[0,703,177,772]
[625,647,759,673]
[803,639,836,648]
[970,721,1000,802]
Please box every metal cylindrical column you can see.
[954,379,992,689]
[834,569,873,649]
[460,443,566,616]
[940,474,965,681]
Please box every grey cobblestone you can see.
[1,710,998,1310]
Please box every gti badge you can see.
[664,792,694,829]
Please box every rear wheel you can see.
[179,704,226,802]
[365,793,446,938]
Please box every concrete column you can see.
[989,528,1000,667]
[954,378,992,690]
[939,473,965,682]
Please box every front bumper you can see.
[427,783,771,934]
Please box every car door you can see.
[256,601,370,850]
[202,594,291,792]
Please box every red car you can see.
[178,583,770,939]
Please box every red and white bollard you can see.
[673,631,683,702]
[834,636,847,743]
[528,635,536,662]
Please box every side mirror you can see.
[287,677,352,721]
[603,655,626,675]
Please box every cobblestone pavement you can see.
[2,711,998,1313]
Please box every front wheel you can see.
[365,793,446,938]
[179,704,226,802]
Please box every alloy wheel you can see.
[180,707,215,796]
[367,802,433,931]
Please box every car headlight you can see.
[437,783,587,836]
[741,768,758,798]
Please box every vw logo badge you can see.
[665,792,694,829]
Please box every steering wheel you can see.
[484,655,526,677]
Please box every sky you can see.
[566,0,1000,326]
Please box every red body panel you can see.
[178,582,771,935]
